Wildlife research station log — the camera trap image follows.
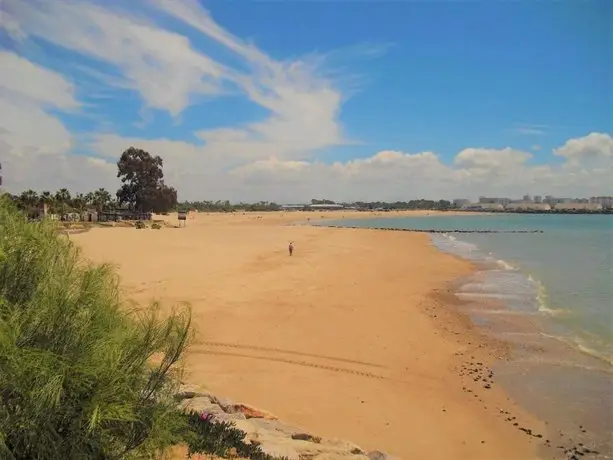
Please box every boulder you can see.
[367,451,398,460]
[250,418,307,437]
[291,432,322,443]
[175,383,216,401]
[211,411,246,423]
[226,403,278,420]
[258,441,300,460]
[179,396,223,415]
[323,439,364,452]
[314,454,370,460]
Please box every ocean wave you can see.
[430,232,612,367]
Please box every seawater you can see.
[318,213,613,457]
[325,214,613,362]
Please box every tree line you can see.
[4,147,179,218]
[5,146,459,216]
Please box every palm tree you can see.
[18,189,39,217]
[93,188,112,213]
[54,188,72,218]
[72,192,88,215]
[40,190,53,205]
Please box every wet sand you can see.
[71,211,545,459]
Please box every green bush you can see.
[151,223,162,230]
[0,198,192,459]
[135,220,147,229]
[182,411,274,459]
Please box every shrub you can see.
[151,223,162,230]
[182,411,275,459]
[135,220,147,229]
[0,197,192,459]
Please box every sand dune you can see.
[72,211,543,459]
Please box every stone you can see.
[314,454,370,460]
[250,418,306,437]
[367,451,398,460]
[214,396,235,411]
[175,384,217,402]
[211,411,246,423]
[291,432,322,443]
[179,397,224,415]
[258,441,300,460]
[324,439,364,452]
[227,403,278,420]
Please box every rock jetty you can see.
[176,383,398,460]
[324,226,544,234]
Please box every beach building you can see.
[280,204,306,211]
[308,203,345,210]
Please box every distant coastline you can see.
[452,208,613,215]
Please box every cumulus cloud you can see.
[554,132,613,165]
[0,51,77,158]
[0,0,611,202]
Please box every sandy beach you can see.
[71,210,545,459]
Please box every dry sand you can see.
[72,211,544,459]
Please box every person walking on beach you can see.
[288,241,294,256]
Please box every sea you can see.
[317,213,613,458]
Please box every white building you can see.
[453,199,471,208]
[589,196,613,209]
[554,202,603,211]
[462,203,504,211]
[505,202,551,211]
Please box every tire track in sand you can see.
[198,341,386,368]
[195,349,389,380]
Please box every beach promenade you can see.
[71,211,544,459]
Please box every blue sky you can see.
[0,0,611,201]
[210,0,611,162]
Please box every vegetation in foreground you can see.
[0,198,273,459]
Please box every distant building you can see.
[464,203,504,211]
[308,204,345,210]
[505,202,551,211]
[453,199,471,208]
[523,195,532,202]
[534,195,542,203]
[554,202,603,211]
[478,196,510,205]
[590,196,613,209]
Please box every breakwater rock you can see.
[324,226,544,234]
[176,383,398,460]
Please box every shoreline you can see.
[320,215,612,459]
[72,210,548,459]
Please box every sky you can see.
[0,0,611,202]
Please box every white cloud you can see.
[512,123,550,136]
[1,0,611,202]
[0,51,77,158]
[4,0,227,116]
[454,147,532,169]
[554,132,613,164]
[0,51,79,110]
